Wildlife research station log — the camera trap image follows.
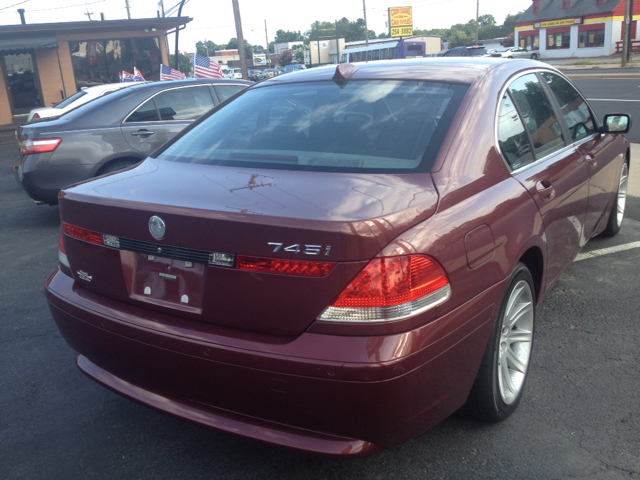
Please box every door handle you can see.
[585,154,597,169]
[536,179,555,202]
[131,130,154,137]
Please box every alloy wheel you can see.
[616,162,629,227]
[497,280,534,405]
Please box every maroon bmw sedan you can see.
[46,58,631,456]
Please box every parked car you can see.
[431,45,489,57]
[248,70,269,82]
[27,82,143,122]
[47,58,631,457]
[282,63,306,74]
[14,78,251,205]
[501,46,540,60]
[263,68,281,77]
[225,68,243,79]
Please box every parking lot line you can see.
[574,241,640,261]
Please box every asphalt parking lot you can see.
[1,141,639,478]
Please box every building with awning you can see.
[0,16,191,125]
[515,0,639,58]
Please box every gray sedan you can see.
[14,78,250,205]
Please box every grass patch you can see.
[568,59,595,66]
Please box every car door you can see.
[121,85,215,155]
[539,71,622,239]
[500,73,590,288]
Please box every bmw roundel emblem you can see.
[149,216,166,240]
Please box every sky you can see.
[0,0,532,52]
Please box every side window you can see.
[508,73,565,159]
[126,98,159,123]
[497,92,534,169]
[215,84,248,102]
[153,86,215,121]
[540,72,598,142]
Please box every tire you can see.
[465,263,535,421]
[600,161,629,237]
[531,53,539,60]
[96,159,138,176]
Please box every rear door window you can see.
[508,73,565,159]
[540,72,598,143]
[214,84,247,102]
[153,86,215,120]
[126,98,159,122]
[497,92,534,170]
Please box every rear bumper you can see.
[46,269,504,455]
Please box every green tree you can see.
[274,29,304,42]
[196,40,225,56]
[169,53,192,76]
[226,38,254,57]
[291,44,308,64]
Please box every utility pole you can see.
[264,19,270,63]
[159,0,165,17]
[622,0,631,67]
[475,0,480,44]
[628,0,635,62]
[174,0,186,71]
[363,0,369,45]
[125,0,131,19]
[84,10,93,21]
[336,20,341,64]
[316,21,321,65]
[232,0,249,80]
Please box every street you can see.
[2,77,640,479]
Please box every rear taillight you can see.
[32,113,40,119]
[58,228,70,268]
[20,138,61,156]
[62,222,103,245]
[318,255,451,322]
[236,255,335,277]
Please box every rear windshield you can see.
[158,80,468,173]
[468,47,487,56]
[55,90,87,109]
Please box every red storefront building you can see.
[515,0,639,58]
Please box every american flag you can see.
[160,64,186,81]
[193,53,223,79]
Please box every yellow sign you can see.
[389,6,413,37]
[537,18,582,28]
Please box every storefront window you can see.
[579,29,605,47]
[520,34,540,50]
[69,37,161,89]
[547,32,571,49]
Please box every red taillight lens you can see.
[62,222,103,245]
[21,138,61,156]
[58,227,70,268]
[236,255,335,277]
[319,255,451,322]
[33,113,40,119]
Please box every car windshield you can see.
[54,90,88,109]
[158,80,468,173]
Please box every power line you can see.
[0,0,30,12]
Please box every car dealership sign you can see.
[388,6,413,37]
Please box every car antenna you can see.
[332,63,358,88]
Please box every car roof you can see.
[262,58,512,85]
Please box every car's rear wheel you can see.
[465,263,535,421]
[531,53,539,60]
[601,161,629,237]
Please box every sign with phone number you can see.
[391,26,413,37]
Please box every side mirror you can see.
[602,113,632,134]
